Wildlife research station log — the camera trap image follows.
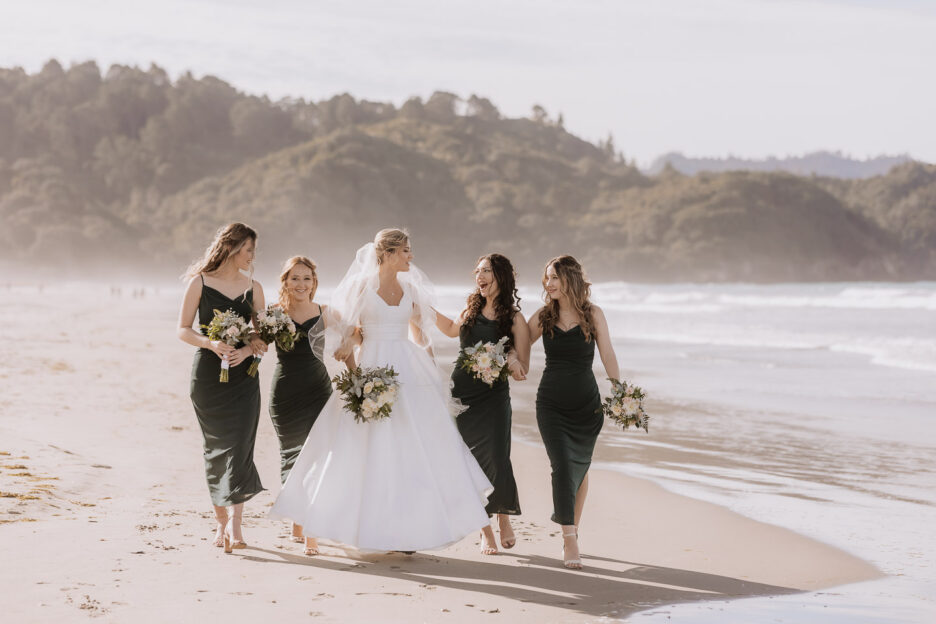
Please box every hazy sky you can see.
[2,0,934,165]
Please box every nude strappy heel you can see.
[561,530,582,570]
[222,519,246,553]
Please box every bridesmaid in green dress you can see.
[435,254,531,555]
[528,255,620,570]
[176,222,268,553]
[269,256,333,556]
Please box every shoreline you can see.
[0,288,883,621]
[0,424,881,623]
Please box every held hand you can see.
[228,346,252,367]
[209,340,235,359]
[508,359,527,381]
[248,335,268,355]
[333,343,353,362]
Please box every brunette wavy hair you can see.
[538,255,595,341]
[277,256,318,311]
[462,253,521,348]
[184,222,257,282]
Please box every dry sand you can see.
[0,285,880,622]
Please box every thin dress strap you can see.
[199,273,205,285]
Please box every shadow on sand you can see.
[240,544,797,620]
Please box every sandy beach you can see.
[0,284,882,622]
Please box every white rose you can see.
[363,381,374,394]
[377,391,390,407]
[611,403,623,416]
[225,326,239,337]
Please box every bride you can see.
[270,228,493,552]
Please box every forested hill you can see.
[646,151,913,179]
[1,60,934,282]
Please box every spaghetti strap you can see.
[199,273,205,285]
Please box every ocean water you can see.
[576,282,936,622]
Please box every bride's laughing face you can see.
[386,243,413,272]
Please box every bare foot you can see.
[303,536,319,556]
[480,526,498,555]
[291,522,304,543]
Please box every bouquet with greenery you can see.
[202,309,250,382]
[457,335,510,387]
[248,305,299,376]
[332,366,400,423]
[600,378,649,432]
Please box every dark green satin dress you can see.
[269,314,333,484]
[451,315,521,516]
[189,279,264,507]
[536,325,602,525]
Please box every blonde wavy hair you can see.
[374,228,410,265]
[184,222,257,285]
[278,256,318,311]
[538,255,595,341]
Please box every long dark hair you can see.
[462,253,521,347]
[184,222,257,279]
[538,255,595,341]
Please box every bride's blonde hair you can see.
[374,228,409,265]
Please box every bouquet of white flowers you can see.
[248,305,299,376]
[600,378,649,432]
[202,309,251,383]
[458,335,510,387]
[332,366,400,423]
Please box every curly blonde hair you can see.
[538,255,595,341]
[278,256,318,311]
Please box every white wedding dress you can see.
[270,285,493,552]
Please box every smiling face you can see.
[286,263,315,303]
[385,242,413,272]
[475,258,499,299]
[544,263,563,301]
[231,238,256,272]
